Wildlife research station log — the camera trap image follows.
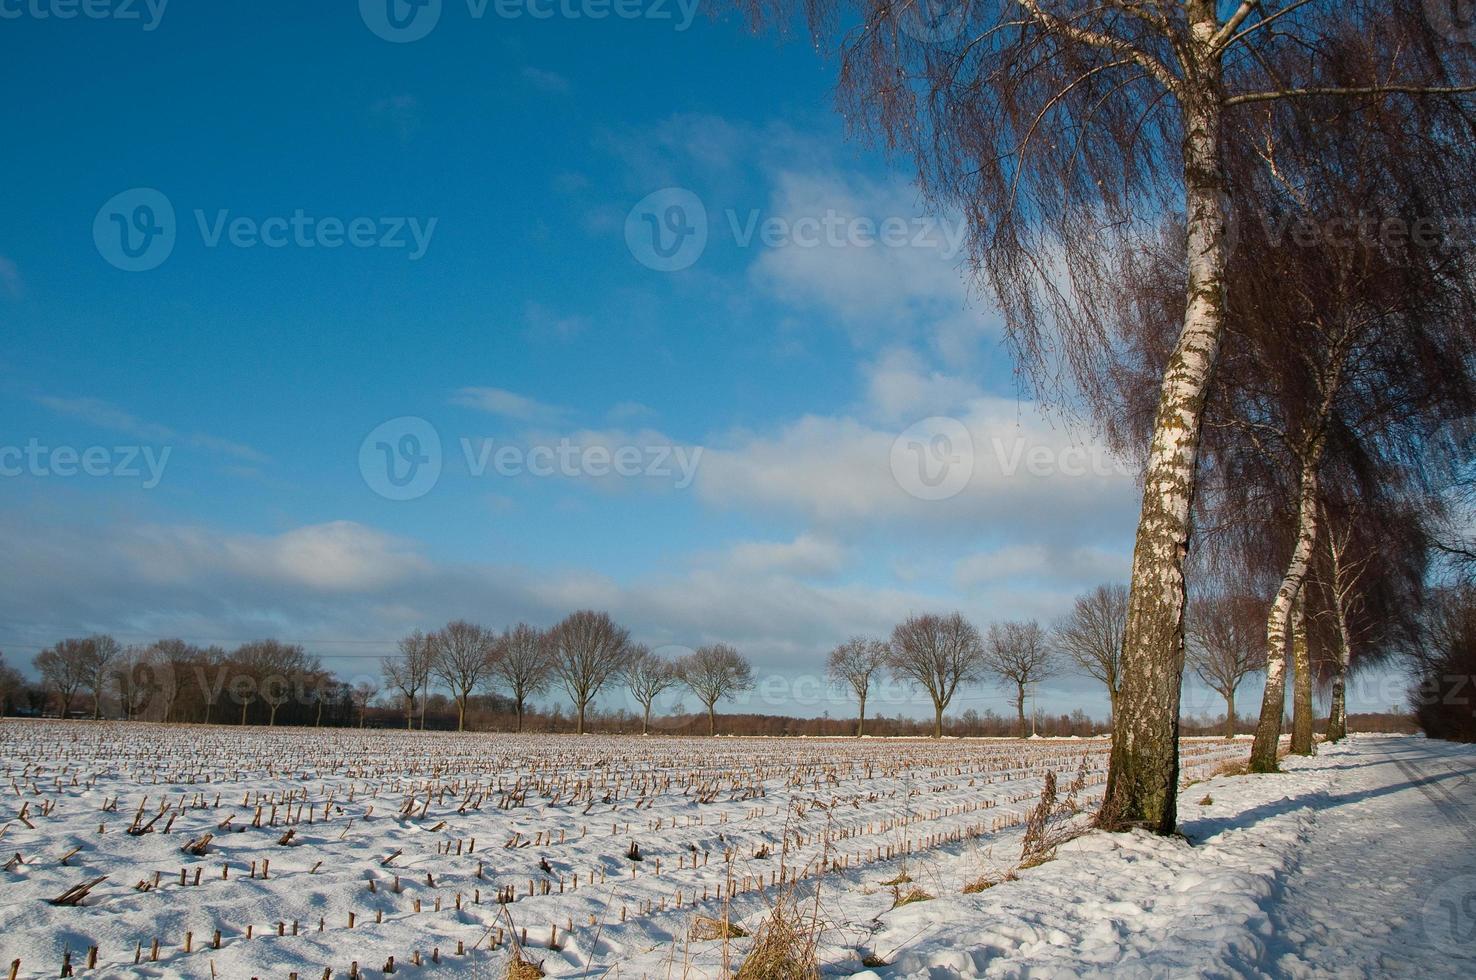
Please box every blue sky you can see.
[0,2,1398,721]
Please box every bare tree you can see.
[493,623,553,733]
[548,610,632,735]
[984,621,1057,736]
[234,640,313,726]
[383,631,431,730]
[35,639,90,717]
[0,651,22,716]
[826,637,889,737]
[677,644,754,736]
[1187,594,1266,738]
[767,0,1476,833]
[428,620,499,732]
[625,646,678,735]
[80,634,120,719]
[887,613,985,739]
[1053,585,1128,718]
[351,680,380,728]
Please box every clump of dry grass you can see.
[505,956,544,980]
[734,897,820,980]
[961,868,1017,894]
[890,884,933,908]
[964,758,1091,893]
[690,914,748,941]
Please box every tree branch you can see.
[1012,0,1182,96]
[1227,83,1476,106]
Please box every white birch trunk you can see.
[1250,461,1321,771]
[1102,5,1228,833]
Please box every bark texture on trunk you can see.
[1102,48,1228,833]
[1016,682,1028,737]
[1224,691,1235,739]
[857,694,867,738]
[933,703,944,739]
[1250,463,1321,771]
[1290,597,1315,755]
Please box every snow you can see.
[852,734,1476,979]
[0,723,1468,978]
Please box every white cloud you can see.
[35,394,267,463]
[0,256,22,299]
[864,348,983,423]
[696,395,1138,538]
[724,534,847,578]
[450,387,571,424]
[521,67,571,94]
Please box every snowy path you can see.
[852,735,1476,979]
[1261,737,1476,978]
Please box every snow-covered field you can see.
[0,721,1248,978]
[5,724,1468,979]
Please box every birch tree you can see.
[826,636,890,736]
[549,610,632,735]
[678,644,755,736]
[758,0,1476,832]
[1313,507,1371,742]
[887,613,985,738]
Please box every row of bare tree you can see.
[379,611,756,735]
